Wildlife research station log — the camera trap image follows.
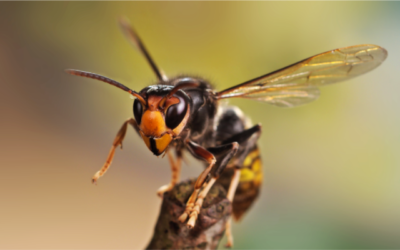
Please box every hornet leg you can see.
[179,140,239,228]
[92,118,139,184]
[224,168,241,248]
[178,140,217,226]
[157,150,182,197]
[220,124,262,248]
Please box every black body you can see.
[153,76,262,219]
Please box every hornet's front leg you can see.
[92,118,139,184]
[157,150,182,197]
[178,140,239,228]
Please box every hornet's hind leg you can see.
[219,124,262,248]
[92,118,139,184]
[224,168,241,248]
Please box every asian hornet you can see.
[66,18,387,247]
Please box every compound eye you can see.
[165,97,187,129]
[133,99,143,125]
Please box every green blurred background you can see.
[0,2,399,249]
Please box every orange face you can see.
[133,89,190,156]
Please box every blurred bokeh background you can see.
[0,2,399,249]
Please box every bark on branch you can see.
[146,179,232,250]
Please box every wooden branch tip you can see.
[146,179,232,250]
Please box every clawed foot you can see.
[92,171,101,185]
[224,218,234,248]
[156,184,173,197]
[178,188,211,228]
[178,202,199,229]
[221,216,234,248]
[179,178,217,229]
[225,241,233,248]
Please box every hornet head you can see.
[65,70,198,156]
[66,19,200,156]
[134,83,193,156]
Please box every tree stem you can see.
[146,179,232,250]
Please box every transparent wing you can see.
[216,44,387,107]
[242,85,321,108]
